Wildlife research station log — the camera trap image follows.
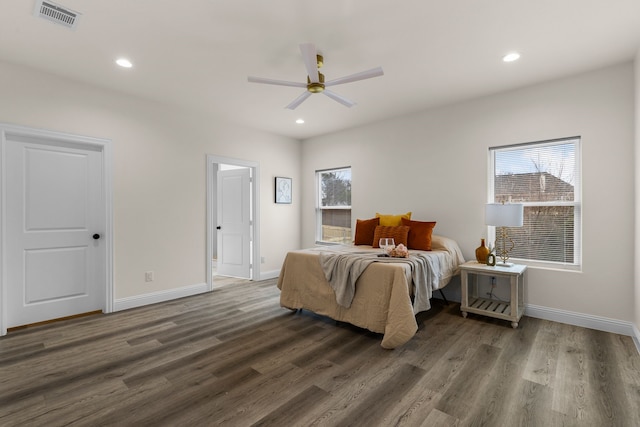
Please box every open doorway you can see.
[206,155,260,290]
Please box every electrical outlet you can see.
[261,257,266,264]
[145,271,154,282]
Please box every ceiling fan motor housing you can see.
[307,72,325,93]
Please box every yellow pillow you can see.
[375,212,412,226]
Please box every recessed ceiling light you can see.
[295,119,304,124]
[116,58,133,68]
[502,52,520,63]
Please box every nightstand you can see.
[459,261,527,328]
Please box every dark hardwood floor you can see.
[1,278,639,426]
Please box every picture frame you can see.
[275,176,292,204]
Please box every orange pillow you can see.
[372,226,410,248]
[402,218,436,250]
[375,212,412,226]
[353,217,380,245]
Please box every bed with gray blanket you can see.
[277,235,465,348]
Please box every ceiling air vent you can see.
[33,0,81,30]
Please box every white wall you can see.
[302,62,635,322]
[635,49,640,335]
[0,60,301,299]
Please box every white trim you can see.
[526,303,638,339]
[260,269,280,281]
[206,155,260,290]
[1,127,6,336]
[0,123,113,336]
[113,282,208,312]
[103,138,114,315]
[633,323,640,354]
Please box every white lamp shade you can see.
[485,203,524,227]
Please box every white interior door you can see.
[4,136,105,328]
[216,168,251,278]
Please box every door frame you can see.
[0,123,114,336]
[206,155,260,289]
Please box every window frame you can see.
[488,137,582,271]
[315,166,352,245]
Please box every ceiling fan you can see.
[248,43,384,110]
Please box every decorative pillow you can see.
[402,218,436,251]
[375,212,412,226]
[372,225,410,248]
[353,217,380,245]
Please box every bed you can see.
[277,235,465,349]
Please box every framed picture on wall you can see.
[275,177,292,204]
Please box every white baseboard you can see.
[113,282,209,312]
[259,269,280,281]
[633,323,640,354]
[526,303,638,339]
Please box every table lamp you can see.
[485,203,524,267]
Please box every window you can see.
[316,167,351,244]
[489,137,581,268]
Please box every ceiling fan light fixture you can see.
[307,72,325,93]
[307,83,325,93]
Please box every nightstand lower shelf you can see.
[464,297,512,320]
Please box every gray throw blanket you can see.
[319,252,435,313]
[319,253,377,308]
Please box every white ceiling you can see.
[2,1,640,140]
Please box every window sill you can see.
[510,258,582,273]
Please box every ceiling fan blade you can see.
[248,76,306,88]
[323,90,356,108]
[285,91,312,110]
[300,43,319,83]
[325,66,384,87]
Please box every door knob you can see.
[92,234,101,240]
[216,226,221,230]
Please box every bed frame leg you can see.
[438,289,449,305]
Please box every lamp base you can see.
[495,262,515,268]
